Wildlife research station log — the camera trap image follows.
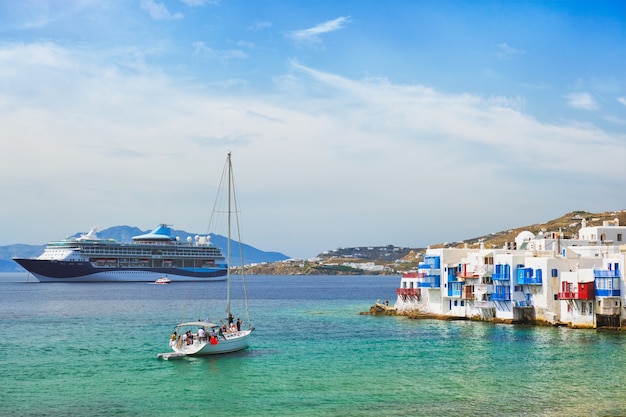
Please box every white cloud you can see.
[496,42,524,59]
[566,92,599,111]
[180,0,219,6]
[1,42,624,258]
[192,41,248,61]
[618,97,626,107]
[236,40,256,49]
[141,0,183,20]
[249,20,271,31]
[2,1,109,30]
[287,16,351,46]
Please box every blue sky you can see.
[0,0,625,259]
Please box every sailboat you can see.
[158,153,254,359]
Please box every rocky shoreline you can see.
[237,264,401,276]
[363,303,624,330]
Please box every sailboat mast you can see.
[226,152,232,316]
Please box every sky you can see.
[0,0,625,259]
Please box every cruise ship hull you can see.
[14,259,227,283]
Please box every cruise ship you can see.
[13,224,228,283]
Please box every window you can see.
[581,302,586,314]
[618,234,622,242]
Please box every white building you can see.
[396,221,626,329]
[578,218,624,244]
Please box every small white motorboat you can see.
[155,276,171,284]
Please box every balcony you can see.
[594,270,619,278]
[595,288,621,297]
[492,273,510,281]
[417,276,441,288]
[396,287,421,302]
[448,281,463,298]
[491,284,511,301]
[558,291,577,299]
[560,282,594,300]
[396,288,421,297]
[417,268,440,276]
[516,268,542,285]
[493,264,511,281]
[490,292,511,301]
[456,264,478,279]
[595,271,621,297]
[420,255,441,269]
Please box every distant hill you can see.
[244,209,626,275]
[433,209,626,251]
[394,209,626,263]
[301,209,626,264]
[0,225,289,273]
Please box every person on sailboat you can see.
[197,327,206,342]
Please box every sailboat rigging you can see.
[158,152,254,359]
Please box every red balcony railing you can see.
[396,288,421,300]
[559,282,594,300]
[558,291,577,300]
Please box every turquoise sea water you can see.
[1,273,625,417]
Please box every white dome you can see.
[515,231,535,247]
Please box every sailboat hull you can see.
[195,330,252,355]
[171,329,253,356]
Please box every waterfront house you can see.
[396,219,626,328]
